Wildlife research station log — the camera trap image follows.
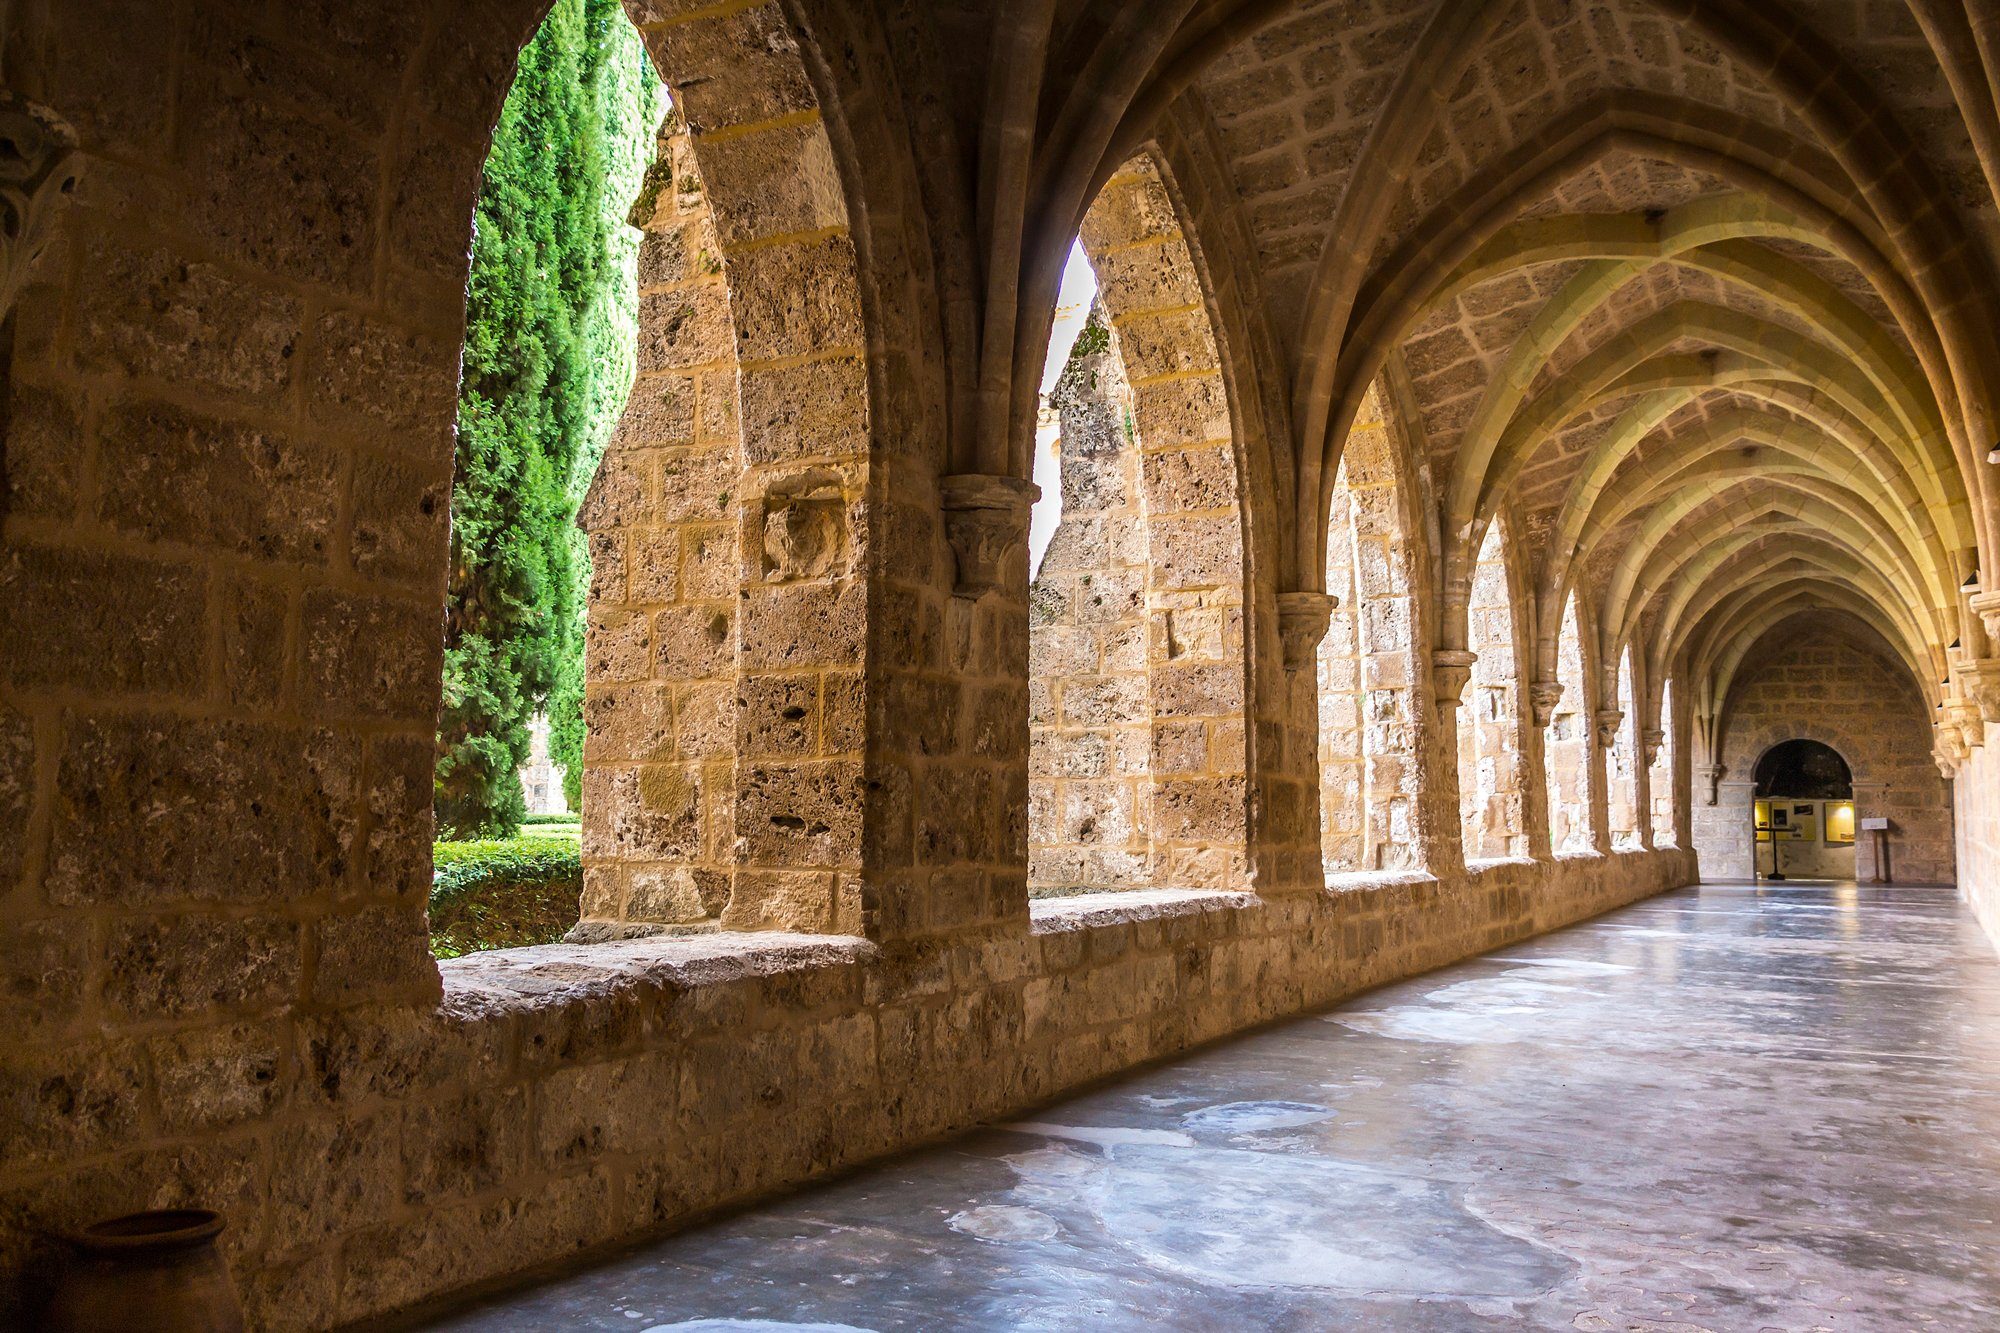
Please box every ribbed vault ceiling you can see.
[1187,0,2000,769]
[938,0,2000,773]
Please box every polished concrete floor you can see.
[420,882,2000,1331]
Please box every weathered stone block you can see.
[350,451,450,587]
[1,545,207,696]
[301,589,440,721]
[149,1022,284,1132]
[47,716,361,907]
[103,914,298,1020]
[652,603,731,679]
[73,240,301,404]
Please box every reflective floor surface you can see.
[418,881,2000,1331]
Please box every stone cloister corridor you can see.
[9,0,2000,1327]
[415,882,2000,1331]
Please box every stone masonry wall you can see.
[1028,315,1153,894]
[1076,158,1251,896]
[575,118,741,935]
[1546,595,1593,853]
[1955,727,2000,953]
[1691,622,1953,885]
[1459,523,1525,860]
[0,1,1710,1327]
[1318,398,1422,876]
[57,852,1699,1329]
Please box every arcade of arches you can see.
[5,0,2000,1325]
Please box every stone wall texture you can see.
[1956,733,2000,947]
[5,0,1999,1325]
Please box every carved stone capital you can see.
[939,473,1038,598]
[1698,764,1724,806]
[0,92,84,317]
[1969,590,2000,644]
[1431,649,1478,714]
[1592,707,1624,749]
[1640,727,1665,768]
[1946,697,1986,751]
[1934,738,1964,779]
[1528,679,1564,728]
[1275,591,1337,671]
[1956,657,2000,724]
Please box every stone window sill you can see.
[1030,887,1258,933]
[437,929,876,1010]
[1325,869,1437,895]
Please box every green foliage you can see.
[429,836,583,958]
[522,811,583,827]
[1070,307,1111,360]
[439,0,663,837]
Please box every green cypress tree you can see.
[438,0,661,836]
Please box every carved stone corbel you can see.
[1640,727,1665,768]
[1431,649,1478,716]
[1969,590,2000,644]
[1934,738,1964,780]
[1946,697,1986,751]
[1955,657,2000,724]
[1528,679,1564,728]
[0,91,84,317]
[1592,707,1624,749]
[1698,764,1724,806]
[939,473,1038,599]
[1275,591,1337,671]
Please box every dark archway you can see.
[1754,739,1854,799]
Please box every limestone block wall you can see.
[1545,596,1594,853]
[24,850,1692,1330]
[1608,672,1642,849]
[575,120,741,935]
[1318,402,1423,875]
[1458,524,1525,860]
[1691,626,1952,885]
[1066,158,1252,895]
[1027,320,1153,893]
[1955,732,2000,951]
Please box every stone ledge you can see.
[438,930,876,1011]
[1464,856,1537,875]
[1325,869,1437,894]
[1028,887,1257,932]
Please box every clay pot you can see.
[46,1209,244,1333]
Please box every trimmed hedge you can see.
[430,837,582,959]
[522,812,580,826]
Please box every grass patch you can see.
[430,836,582,959]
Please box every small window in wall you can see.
[1648,677,1676,845]
[1458,521,1525,859]
[1609,647,1642,848]
[1319,384,1421,874]
[1544,591,1591,852]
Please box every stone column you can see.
[1711,778,1758,880]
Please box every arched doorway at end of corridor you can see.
[1752,739,1855,881]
